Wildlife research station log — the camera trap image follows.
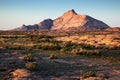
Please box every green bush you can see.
[24,54,34,61]
[25,62,38,71]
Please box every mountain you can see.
[14,19,53,31]
[51,9,110,31]
[13,9,110,31]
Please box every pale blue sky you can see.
[0,0,120,30]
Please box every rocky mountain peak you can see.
[63,9,77,17]
[67,9,77,14]
[51,10,110,31]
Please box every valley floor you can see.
[0,31,120,80]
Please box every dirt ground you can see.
[0,51,120,80]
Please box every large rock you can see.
[51,9,110,31]
[10,69,31,80]
[14,19,53,31]
[10,69,43,80]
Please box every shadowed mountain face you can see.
[13,9,110,31]
[51,9,110,31]
[14,19,53,31]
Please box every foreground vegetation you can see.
[0,30,120,80]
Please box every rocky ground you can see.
[0,51,120,80]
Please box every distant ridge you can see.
[105,27,120,31]
[13,19,53,31]
[12,9,110,31]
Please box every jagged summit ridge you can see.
[63,9,77,15]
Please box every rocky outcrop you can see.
[10,69,43,80]
[51,9,110,31]
[14,19,53,31]
[10,69,31,80]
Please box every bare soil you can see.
[0,51,120,80]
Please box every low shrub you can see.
[80,44,95,49]
[24,54,34,61]
[71,48,80,55]
[49,54,58,59]
[97,73,109,79]
[25,62,38,71]
[71,48,101,56]
[60,48,67,53]
[62,41,74,48]
[83,71,96,78]
[5,45,26,50]
[41,43,61,50]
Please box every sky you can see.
[0,0,120,30]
